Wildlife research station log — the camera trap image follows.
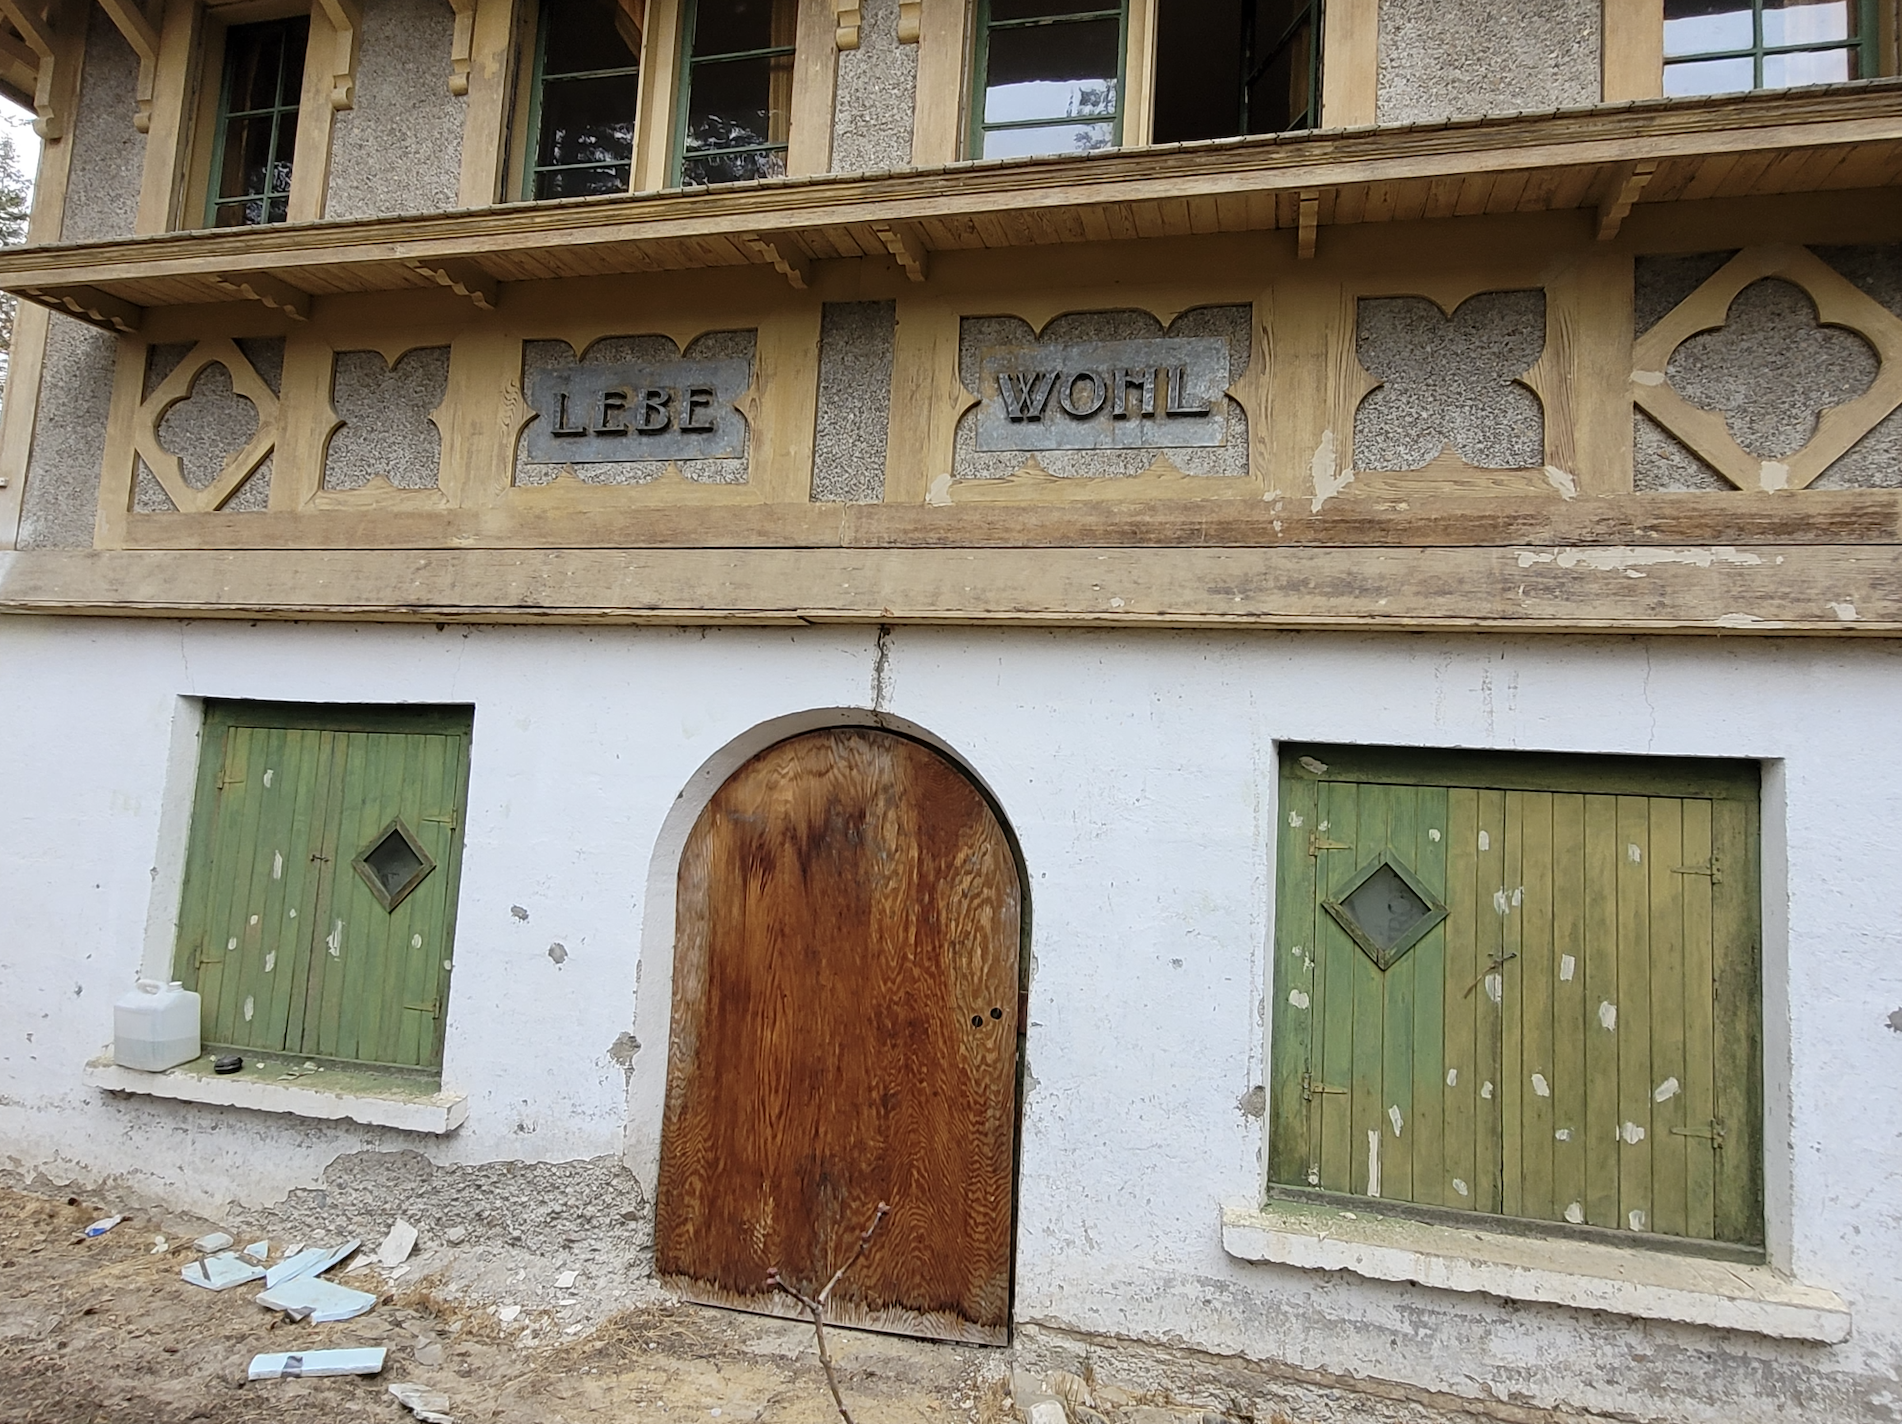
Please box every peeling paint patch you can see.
[411,934,422,949]
[926,472,953,507]
[1758,461,1791,493]
[1889,1008,1902,1034]
[510,905,529,922]
[263,769,275,788]
[1237,1085,1267,1118]
[1628,1208,1649,1231]
[1714,613,1766,628]
[263,951,275,973]
[1288,810,1304,827]
[1309,431,1353,512]
[327,920,343,957]
[227,937,237,952]
[1532,1073,1550,1097]
[1445,1067,1458,1087]
[1484,974,1503,1004]
[1452,1177,1469,1197]
[1560,953,1576,982]
[1288,988,1310,1010]
[1654,1077,1680,1102]
[547,942,568,965]
[1555,1127,1572,1141]
[1388,1104,1403,1137]
[1299,756,1329,775]
[1828,601,1859,622]
[1632,369,1666,386]
[1478,830,1491,851]
[1599,1001,1618,1031]
[1620,1120,1646,1145]
[1565,1201,1584,1223]
[607,1031,640,1068]
[1628,843,1643,863]
[272,851,283,880]
[1428,828,1441,842]
[1481,1080,1494,1100]
[1366,1128,1381,1197]
[1515,545,1764,572]
[1543,465,1578,499]
[242,995,254,1022]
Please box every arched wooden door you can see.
[655,728,1023,1344]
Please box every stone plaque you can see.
[522,357,752,463]
[974,337,1231,452]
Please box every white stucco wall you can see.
[1,616,1899,1421]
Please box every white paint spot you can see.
[411,933,423,950]
[1758,461,1790,493]
[1365,1129,1381,1198]
[1484,973,1503,1004]
[1300,756,1329,775]
[1828,601,1859,622]
[1628,1209,1648,1231]
[1654,1076,1680,1103]
[226,937,237,952]
[1428,828,1441,842]
[1481,1081,1494,1100]
[288,908,297,919]
[1620,1120,1646,1145]
[264,951,275,973]
[327,920,343,958]
[1307,1168,1320,1185]
[1309,431,1353,512]
[272,852,283,881]
[1631,368,1666,386]
[925,472,953,506]
[443,959,453,971]
[1599,1001,1618,1031]
[1627,843,1643,863]
[1452,1177,1470,1197]
[1290,943,1304,957]
[248,914,259,927]
[1714,613,1765,628]
[1559,953,1576,982]
[1532,1073,1550,1098]
[1493,888,1511,916]
[1445,1067,1458,1087]
[1288,811,1304,827]
[1565,1202,1584,1224]
[262,769,274,788]
[1107,596,1126,610]
[1478,830,1490,851]
[242,996,254,1022]
[1555,1127,1572,1142]
[1288,988,1310,1010]
[1318,819,1329,832]
[1388,1104,1404,1138]
[1515,545,1762,572]
[1543,465,1579,500]
[1512,886,1524,906]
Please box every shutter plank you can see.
[1346,787,1388,1197]
[1615,796,1655,1236]
[1550,792,1589,1228]
[1712,798,1764,1246]
[1380,784,1417,1203]
[1442,788,1480,1210]
[1408,786,1449,1208]
[1582,793,1622,1229]
[1475,789,1506,1214]
[1268,766,1319,1190]
[1517,790,1557,1224]
[1681,796,1718,1240]
[1500,793,1527,1219]
[1313,778,1359,1195]
[1647,796,1690,1240]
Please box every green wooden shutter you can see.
[1270,747,1762,1251]
[175,703,473,1074]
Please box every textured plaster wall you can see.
[61,6,144,243]
[1635,247,1902,490]
[1354,291,1544,470]
[812,301,895,501]
[2,619,1902,1419]
[1375,0,1600,124]
[953,307,1251,481]
[325,0,465,219]
[830,0,917,173]
[513,332,756,487]
[17,317,116,548]
[324,346,450,490]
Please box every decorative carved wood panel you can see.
[655,729,1022,1344]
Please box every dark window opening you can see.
[526,0,643,200]
[971,0,1124,160]
[675,0,797,186]
[1149,0,1322,146]
[208,17,308,228]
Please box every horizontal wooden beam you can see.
[20,283,142,332]
[2,545,1897,634]
[206,271,311,319]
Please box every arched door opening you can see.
[654,728,1024,1344]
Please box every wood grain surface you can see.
[655,730,1022,1343]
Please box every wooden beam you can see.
[21,284,143,333]
[1319,0,1377,127]
[0,0,58,138]
[0,23,37,100]
[94,0,161,132]
[312,0,361,109]
[1604,0,1665,103]
[403,255,499,308]
[206,271,311,320]
[742,233,811,289]
[1596,160,1658,240]
[445,0,475,95]
[1297,188,1320,258]
[872,222,927,281]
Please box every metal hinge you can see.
[1301,1070,1348,1102]
[403,1000,441,1019]
[422,812,459,831]
[1672,855,1723,887]
[1308,833,1351,857]
[193,944,223,967]
[1671,1118,1726,1148]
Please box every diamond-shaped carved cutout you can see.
[1323,853,1447,971]
[352,818,435,912]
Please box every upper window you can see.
[675,0,798,185]
[969,0,1321,161]
[1663,0,1873,96]
[525,0,644,199]
[1269,745,1764,1255]
[207,17,308,228]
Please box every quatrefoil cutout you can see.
[133,338,280,513]
[1632,245,1902,492]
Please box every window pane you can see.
[275,22,307,106]
[990,0,1119,20]
[1762,45,1855,84]
[217,115,274,200]
[979,119,1115,158]
[1246,12,1313,133]
[225,25,286,111]
[680,148,787,185]
[536,163,635,199]
[542,0,641,75]
[1762,0,1853,47]
[983,17,1120,125]
[1663,54,1755,94]
[1662,0,1753,56]
[536,73,640,172]
[685,52,794,157]
[692,0,798,58]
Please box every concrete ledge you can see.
[1222,1200,1851,1343]
[83,1052,468,1134]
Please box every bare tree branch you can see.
[769,1202,890,1424]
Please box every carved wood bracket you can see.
[135,338,281,513]
[0,0,59,138]
[446,0,474,94]
[94,0,159,132]
[832,0,858,49]
[313,0,361,110]
[897,0,919,42]
[1632,244,1902,492]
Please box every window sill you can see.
[83,1051,468,1135]
[1220,1200,1850,1343]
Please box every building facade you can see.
[1,0,1901,1419]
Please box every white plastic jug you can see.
[113,980,201,1072]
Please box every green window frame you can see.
[205,17,309,228]
[173,702,475,1078]
[1269,745,1764,1257]
[522,0,643,201]
[969,0,1128,161]
[672,0,799,186]
[1663,0,1878,96]
[1241,0,1321,134]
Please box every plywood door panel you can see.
[656,729,1022,1345]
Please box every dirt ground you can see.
[0,1187,1091,1424]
